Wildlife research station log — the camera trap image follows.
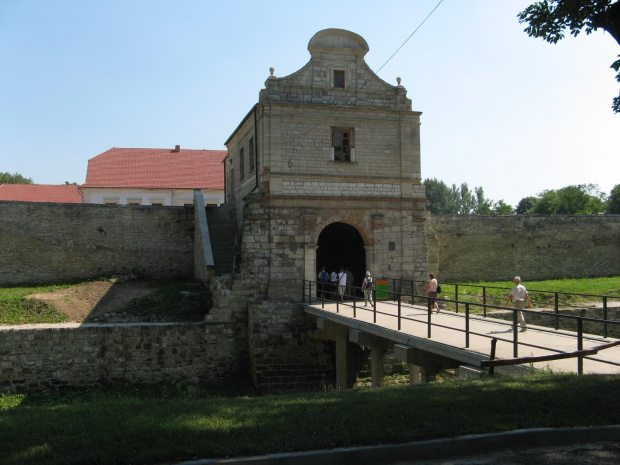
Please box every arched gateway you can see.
[316,222,366,292]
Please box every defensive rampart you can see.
[0,321,246,393]
[0,202,195,284]
[428,215,620,282]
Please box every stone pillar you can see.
[370,347,386,388]
[408,364,426,385]
[335,339,347,390]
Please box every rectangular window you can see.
[332,128,352,162]
[334,70,345,88]
[239,148,245,181]
[248,137,255,171]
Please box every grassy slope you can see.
[1,374,620,465]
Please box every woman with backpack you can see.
[362,270,374,306]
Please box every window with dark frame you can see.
[333,70,345,88]
[239,148,245,181]
[332,128,351,162]
[248,137,255,171]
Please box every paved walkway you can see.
[305,299,620,374]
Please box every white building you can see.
[80,146,226,206]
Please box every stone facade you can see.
[224,29,428,303]
[0,322,246,393]
[428,214,620,282]
[0,202,196,285]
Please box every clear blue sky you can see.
[1,0,618,208]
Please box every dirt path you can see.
[26,279,156,323]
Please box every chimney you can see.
[173,145,180,152]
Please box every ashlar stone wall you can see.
[0,321,246,394]
[428,214,620,282]
[0,202,195,285]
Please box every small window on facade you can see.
[248,137,255,171]
[332,128,352,162]
[239,148,245,181]
[334,70,345,88]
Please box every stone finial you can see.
[396,77,401,85]
[270,67,275,76]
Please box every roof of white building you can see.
[82,146,226,189]
[0,184,82,203]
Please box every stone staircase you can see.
[206,203,237,275]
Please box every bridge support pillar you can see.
[408,365,427,385]
[335,339,347,390]
[349,330,393,388]
[311,318,350,390]
[370,347,387,388]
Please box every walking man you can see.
[505,276,532,332]
[337,268,347,302]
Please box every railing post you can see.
[513,309,519,358]
[603,296,608,338]
[577,318,584,375]
[302,280,306,303]
[455,284,459,314]
[427,296,432,338]
[482,287,487,318]
[308,281,312,305]
[489,338,498,376]
[465,303,470,348]
[554,292,559,330]
[398,292,402,331]
[373,296,377,323]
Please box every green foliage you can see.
[0,172,33,184]
[518,1,620,113]
[515,196,538,214]
[492,199,514,214]
[518,184,606,214]
[607,183,620,213]
[424,178,512,215]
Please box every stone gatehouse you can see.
[224,28,428,301]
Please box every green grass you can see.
[1,373,620,464]
[439,276,620,312]
[0,278,211,325]
[0,283,78,324]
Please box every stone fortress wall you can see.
[0,201,196,285]
[427,214,620,283]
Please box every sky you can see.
[1,0,618,208]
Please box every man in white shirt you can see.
[337,268,347,301]
[505,276,533,332]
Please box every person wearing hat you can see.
[362,270,374,306]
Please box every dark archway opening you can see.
[316,222,366,296]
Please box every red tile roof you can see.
[82,147,226,189]
[0,184,82,203]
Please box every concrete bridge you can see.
[304,298,620,389]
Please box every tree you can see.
[474,186,493,214]
[424,179,513,214]
[518,0,620,112]
[531,184,606,214]
[607,184,620,213]
[516,196,539,214]
[0,172,33,184]
[493,200,515,214]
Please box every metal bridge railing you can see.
[302,279,620,375]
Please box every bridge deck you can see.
[305,299,620,375]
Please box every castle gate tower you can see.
[224,28,427,300]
